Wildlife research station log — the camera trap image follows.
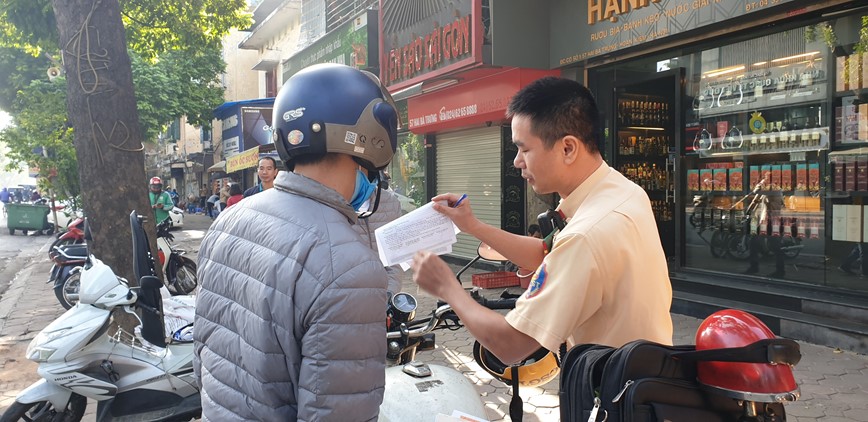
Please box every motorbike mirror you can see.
[477,242,507,262]
[83,218,93,242]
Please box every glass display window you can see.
[588,17,868,293]
[683,26,831,286]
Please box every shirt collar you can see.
[556,161,609,218]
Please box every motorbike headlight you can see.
[26,346,56,362]
[26,328,70,362]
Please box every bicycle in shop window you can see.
[692,179,803,261]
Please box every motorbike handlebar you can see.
[476,297,517,310]
[387,304,453,339]
[385,293,517,339]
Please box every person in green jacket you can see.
[149,176,174,224]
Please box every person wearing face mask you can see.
[351,168,403,295]
[194,64,399,421]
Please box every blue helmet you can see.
[272,63,399,171]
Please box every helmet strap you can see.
[357,166,381,219]
[509,366,523,421]
[357,184,381,219]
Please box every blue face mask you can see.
[350,169,377,211]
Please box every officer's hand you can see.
[411,251,458,300]
[430,193,479,235]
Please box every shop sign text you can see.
[557,0,797,67]
[384,14,472,85]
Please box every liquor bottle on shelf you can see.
[759,123,768,151]
[810,117,822,147]
[768,121,778,151]
[787,119,798,148]
[780,120,790,150]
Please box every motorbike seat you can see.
[130,211,166,348]
[53,244,88,262]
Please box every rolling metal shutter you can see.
[436,127,502,258]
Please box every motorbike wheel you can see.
[780,236,802,259]
[727,234,752,261]
[709,231,729,258]
[169,258,198,295]
[0,393,86,421]
[55,271,82,309]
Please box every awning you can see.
[207,160,226,172]
[213,98,275,119]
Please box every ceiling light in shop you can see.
[752,61,768,66]
[702,65,745,78]
[770,51,820,63]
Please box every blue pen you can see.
[453,193,468,208]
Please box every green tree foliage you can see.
[0,78,80,203]
[121,0,250,61]
[0,0,248,199]
[131,48,226,140]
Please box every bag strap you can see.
[672,338,801,366]
[509,366,523,422]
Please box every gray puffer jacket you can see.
[194,171,388,422]
[353,188,402,294]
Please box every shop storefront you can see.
[213,98,276,191]
[552,0,868,351]
[380,0,558,258]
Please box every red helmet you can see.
[695,309,799,402]
[149,177,163,191]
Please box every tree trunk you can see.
[52,0,160,290]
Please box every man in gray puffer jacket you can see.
[194,63,400,421]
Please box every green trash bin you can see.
[5,203,51,236]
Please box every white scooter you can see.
[0,211,200,422]
[379,242,518,421]
[53,217,197,309]
[379,294,488,421]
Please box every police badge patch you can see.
[526,263,547,298]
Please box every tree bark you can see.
[52,0,160,288]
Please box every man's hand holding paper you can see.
[374,200,459,268]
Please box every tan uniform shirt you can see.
[505,163,673,351]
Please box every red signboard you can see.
[379,0,484,91]
[406,68,558,133]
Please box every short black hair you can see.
[229,183,243,196]
[259,156,278,168]
[506,77,600,154]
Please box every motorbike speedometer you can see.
[389,292,417,323]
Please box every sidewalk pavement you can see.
[1,233,866,421]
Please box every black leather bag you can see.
[559,339,800,422]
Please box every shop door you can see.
[436,127,502,258]
[613,69,684,262]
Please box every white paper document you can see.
[375,200,458,268]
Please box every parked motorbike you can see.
[380,242,520,421]
[47,216,85,261]
[51,217,197,309]
[154,218,197,295]
[48,243,88,309]
[47,202,83,234]
[1,211,200,422]
[380,296,489,421]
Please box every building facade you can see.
[553,0,868,352]
[380,0,559,256]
